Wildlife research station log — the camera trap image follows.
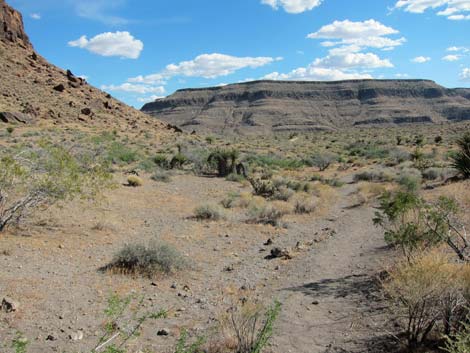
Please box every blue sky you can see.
[9,0,470,108]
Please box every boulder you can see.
[0,111,34,124]
[1,296,19,312]
[53,83,65,92]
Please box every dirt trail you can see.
[271,184,395,353]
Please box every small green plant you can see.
[107,142,139,165]
[170,153,188,169]
[6,127,14,135]
[92,293,168,353]
[445,319,470,353]
[11,333,28,353]
[174,329,205,353]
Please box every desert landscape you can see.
[1,1,470,353]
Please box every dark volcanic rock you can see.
[141,80,470,134]
[0,0,30,47]
[0,111,34,124]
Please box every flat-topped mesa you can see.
[141,79,470,134]
[0,0,31,48]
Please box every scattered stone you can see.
[170,283,177,289]
[46,334,57,341]
[150,282,158,287]
[53,83,65,92]
[1,297,19,312]
[224,264,235,272]
[265,247,292,260]
[70,331,84,341]
[157,328,170,336]
[312,300,320,305]
[81,107,92,116]
[264,238,273,246]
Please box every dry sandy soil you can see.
[0,172,399,353]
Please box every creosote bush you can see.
[383,249,470,348]
[0,143,113,232]
[105,241,187,277]
[127,175,143,187]
[194,204,226,221]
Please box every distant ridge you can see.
[141,79,470,134]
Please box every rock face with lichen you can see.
[141,79,470,134]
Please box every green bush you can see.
[451,132,470,179]
[106,142,139,165]
[311,152,337,171]
[194,204,226,221]
[0,144,113,232]
[106,241,187,276]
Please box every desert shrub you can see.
[292,193,316,214]
[272,186,295,201]
[221,192,240,209]
[170,153,189,169]
[374,191,469,261]
[422,167,444,181]
[153,154,169,169]
[151,170,171,183]
[105,241,187,276]
[348,142,389,160]
[127,175,143,187]
[247,200,291,226]
[208,149,246,177]
[217,300,281,353]
[245,154,305,170]
[248,177,276,198]
[396,168,422,192]
[226,173,245,183]
[389,148,411,165]
[451,132,470,179]
[383,250,468,348]
[6,127,14,135]
[311,152,337,171]
[194,204,226,221]
[435,136,443,144]
[354,169,394,183]
[0,144,113,232]
[445,320,470,353]
[106,142,139,165]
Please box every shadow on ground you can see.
[285,273,402,353]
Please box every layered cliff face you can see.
[0,0,170,134]
[141,80,470,134]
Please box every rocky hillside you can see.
[141,80,470,134]
[0,0,171,134]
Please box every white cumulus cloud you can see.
[395,0,470,20]
[128,53,280,82]
[313,52,393,69]
[460,68,470,81]
[30,13,41,20]
[101,83,165,94]
[411,56,431,63]
[307,19,405,50]
[261,0,322,13]
[263,65,373,81]
[442,54,461,61]
[68,31,143,59]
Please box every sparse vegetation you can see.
[451,132,470,179]
[194,203,226,221]
[104,241,187,277]
[126,175,143,187]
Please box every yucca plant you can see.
[451,132,470,179]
